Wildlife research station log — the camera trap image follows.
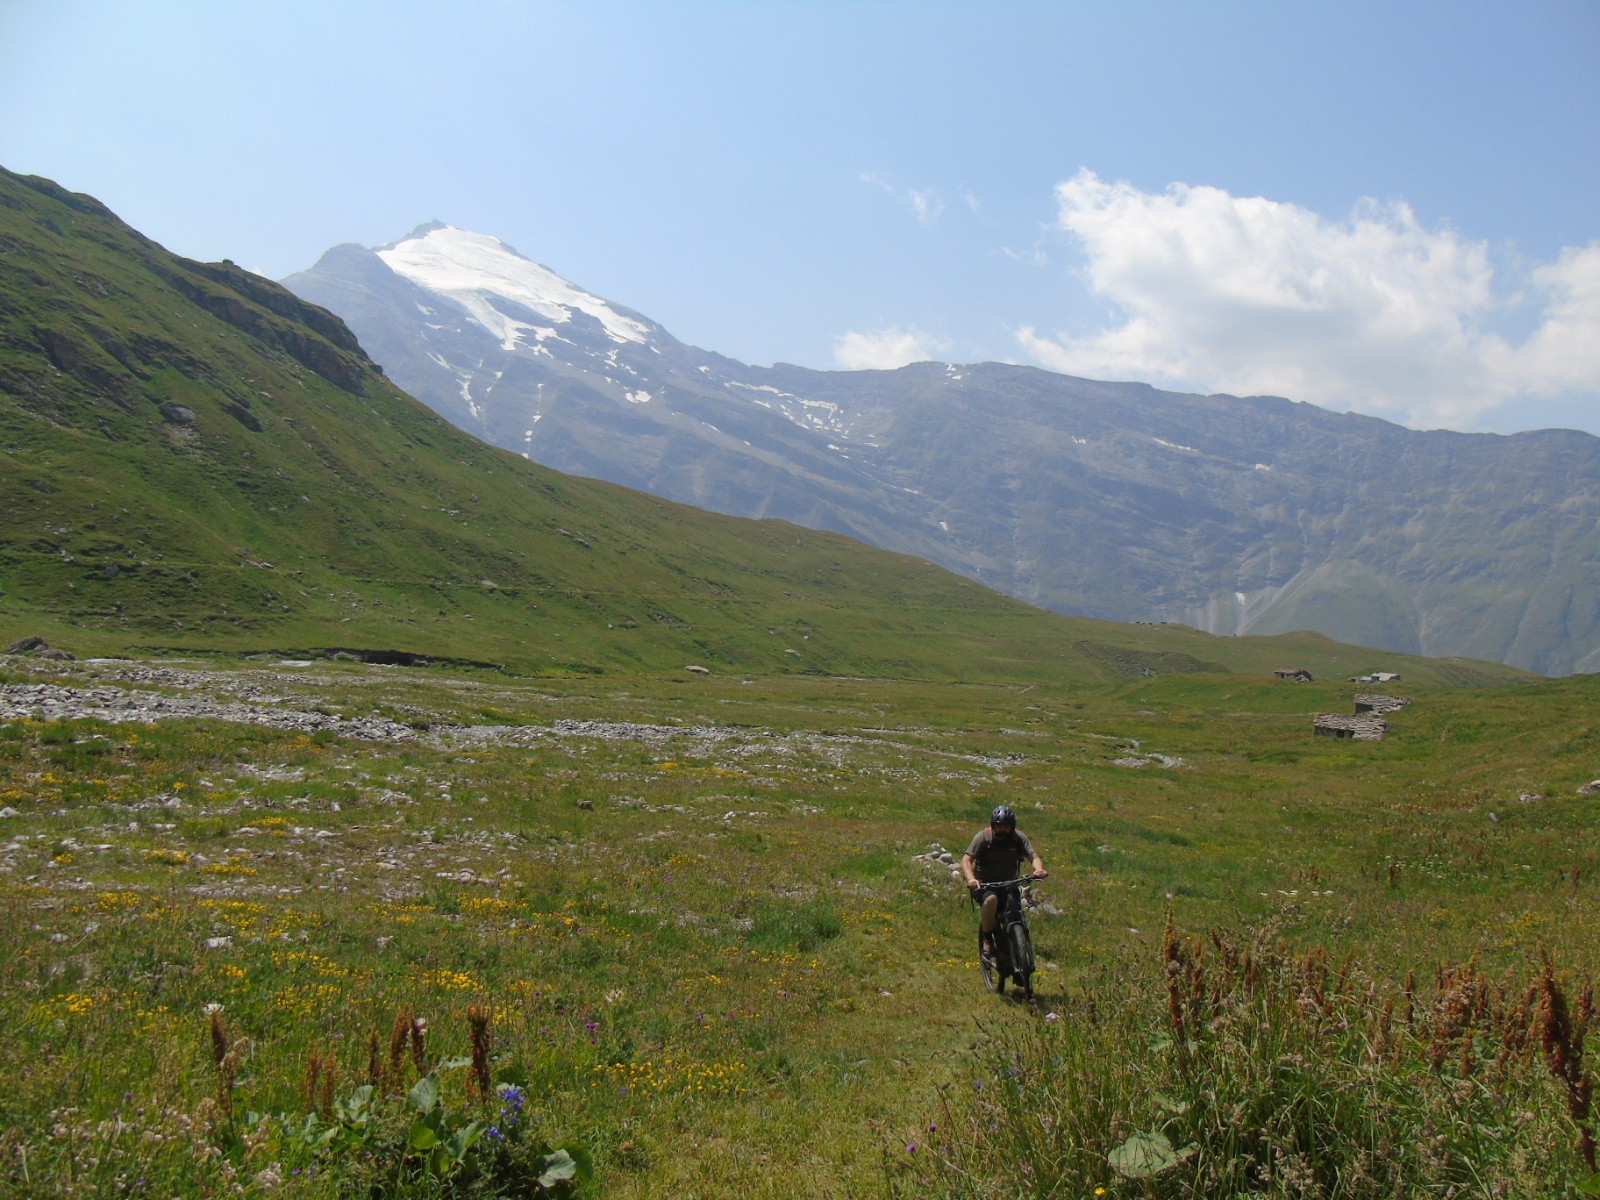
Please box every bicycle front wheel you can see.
[980,930,1002,993]
[1009,922,1034,999]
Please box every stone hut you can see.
[1355,694,1411,715]
[1275,668,1314,682]
[1314,714,1387,740]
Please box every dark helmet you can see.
[990,804,1017,830]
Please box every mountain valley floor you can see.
[2,652,1597,1197]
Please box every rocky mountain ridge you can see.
[22,164,1425,686]
[285,227,1600,676]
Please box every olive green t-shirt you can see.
[965,827,1035,882]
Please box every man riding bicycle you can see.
[962,804,1048,960]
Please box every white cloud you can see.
[999,240,1050,268]
[1018,170,1600,429]
[1510,242,1600,395]
[860,172,945,227]
[835,326,943,371]
[907,187,944,226]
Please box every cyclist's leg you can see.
[979,892,1000,934]
[976,889,1000,958]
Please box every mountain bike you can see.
[974,874,1041,999]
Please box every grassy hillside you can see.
[0,167,1526,690]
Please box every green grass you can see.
[1,654,1596,1196]
[891,925,1594,1197]
[1,164,1591,1197]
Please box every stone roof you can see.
[1355,694,1411,715]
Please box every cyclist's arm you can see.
[1018,830,1047,879]
[961,853,981,890]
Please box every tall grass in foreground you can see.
[892,917,1597,1199]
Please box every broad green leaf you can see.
[447,1120,485,1159]
[1108,1130,1179,1179]
[557,1143,595,1181]
[438,1055,474,1071]
[408,1073,440,1115]
[336,1084,375,1123]
[538,1149,582,1186]
[409,1120,440,1152]
[1575,1173,1600,1197]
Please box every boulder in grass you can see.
[1579,780,1600,795]
[7,636,74,661]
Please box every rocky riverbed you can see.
[0,656,1033,774]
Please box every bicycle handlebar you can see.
[971,873,1043,891]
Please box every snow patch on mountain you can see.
[378,226,650,350]
[727,381,853,436]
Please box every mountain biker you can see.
[962,804,1047,959]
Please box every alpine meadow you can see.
[2,165,1598,1200]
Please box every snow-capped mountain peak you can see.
[376,225,650,351]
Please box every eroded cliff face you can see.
[286,231,1600,675]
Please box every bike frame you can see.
[973,874,1040,997]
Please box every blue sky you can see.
[3,1,1597,434]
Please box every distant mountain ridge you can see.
[285,226,1600,676]
[21,163,1476,687]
